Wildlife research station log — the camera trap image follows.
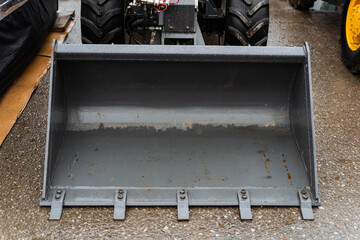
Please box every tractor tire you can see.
[81,0,125,44]
[225,0,269,46]
[289,0,315,10]
[341,0,360,74]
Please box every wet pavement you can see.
[0,0,359,238]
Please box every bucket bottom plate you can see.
[45,126,310,206]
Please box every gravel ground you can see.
[0,0,359,239]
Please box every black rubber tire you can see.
[289,0,315,10]
[341,0,360,74]
[225,0,269,46]
[81,0,125,44]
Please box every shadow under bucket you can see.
[41,43,319,220]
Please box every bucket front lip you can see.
[40,186,320,207]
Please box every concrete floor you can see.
[1,0,360,238]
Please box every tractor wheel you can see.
[289,0,315,10]
[225,0,269,46]
[81,0,125,44]
[341,0,360,73]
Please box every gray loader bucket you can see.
[41,42,319,220]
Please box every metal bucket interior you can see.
[41,44,319,209]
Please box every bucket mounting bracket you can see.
[238,189,252,220]
[114,189,127,220]
[49,189,65,220]
[177,189,189,220]
[298,190,314,220]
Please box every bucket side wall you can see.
[289,45,319,204]
[42,53,67,199]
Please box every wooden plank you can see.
[52,10,75,32]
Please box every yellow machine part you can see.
[346,0,360,51]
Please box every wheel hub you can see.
[346,0,360,51]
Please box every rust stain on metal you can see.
[265,159,270,173]
[68,174,72,178]
[274,127,290,132]
[220,176,228,181]
[97,112,101,125]
[281,154,293,184]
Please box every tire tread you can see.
[81,0,125,44]
[225,0,269,46]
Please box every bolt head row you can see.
[179,189,186,200]
[240,189,248,199]
[55,189,62,199]
[169,26,190,30]
[301,189,309,199]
